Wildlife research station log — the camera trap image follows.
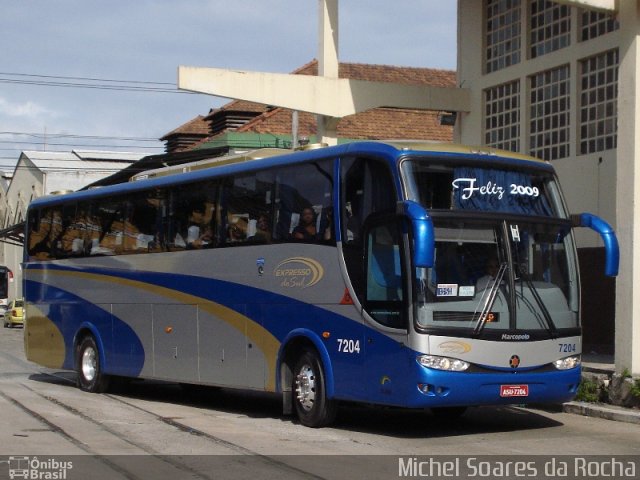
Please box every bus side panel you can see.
[199,302,264,389]
[24,271,145,377]
[245,303,270,389]
[24,287,66,369]
[152,303,199,383]
[111,304,152,377]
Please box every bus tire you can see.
[293,349,337,428]
[76,335,110,393]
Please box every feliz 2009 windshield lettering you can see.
[452,178,540,200]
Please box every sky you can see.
[0,0,457,169]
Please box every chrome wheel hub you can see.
[81,346,97,382]
[295,363,316,411]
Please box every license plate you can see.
[500,385,529,397]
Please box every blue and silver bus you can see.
[23,141,618,427]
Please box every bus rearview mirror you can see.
[572,212,619,277]
[402,200,435,268]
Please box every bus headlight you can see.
[417,355,470,372]
[553,355,581,370]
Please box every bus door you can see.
[361,215,413,404]
[341,156,411,403]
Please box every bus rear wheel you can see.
[293,350,337,428]
[76,335,110,393]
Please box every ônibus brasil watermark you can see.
[3,456,72,480]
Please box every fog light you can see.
[553,355,581,370]
[417,355,470,372]
[418,383,432,394]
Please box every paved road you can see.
[0,326,638,479]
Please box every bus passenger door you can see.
[361,217,413,404]
[341,156,408,404]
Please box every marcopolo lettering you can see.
[501,333,530,340]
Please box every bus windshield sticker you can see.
[436,284,458,297]
[510,224,520,242]
[452,167,552,216]
[458,286,475,297]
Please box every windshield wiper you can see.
[520,273,558,338]
[473,262,507,336]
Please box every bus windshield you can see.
[414,218,579,336]
[400,158,567,218]
[401,158,579,337]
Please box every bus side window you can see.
[342,158,396,244]
[222,171,275,245]
[274,160,334,244]
[169,182,217,250]
[89,199,126,256]
[28,208,51,260]
[51,204,78,259]
[341,157,397,303]
[123,191,162,254]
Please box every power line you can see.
[0,140,162,150]
[0,131,161,142]
[0,138,160,150]
[0,72,195,94]
[0,131,166,154]
[0,78,189,94]
[0,71,176,86]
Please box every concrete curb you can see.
[563,401,640,425]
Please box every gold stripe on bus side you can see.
[24,303,66,369]
[30,269,281,391]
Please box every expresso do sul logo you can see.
[437,341,472,355]
[274,257,324,288]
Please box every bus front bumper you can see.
[408,366,581,408]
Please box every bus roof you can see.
[28,141,553,209]
[128,148,291,182]
[379,140,549,164]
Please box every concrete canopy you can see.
[177,0,468,145]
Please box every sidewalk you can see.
[559,354,640,425]
[582,353,615,373]
[563,400,640,424]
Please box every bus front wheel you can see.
[293,350,337,428]
[76,335,110,393]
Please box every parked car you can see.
[4,299,23,328]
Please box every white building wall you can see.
[614,0,640,376]
[457,0,637,371]
[44,170,120,194]
[1,157,44,299]
[457,1,617,246]
[1,152,138,300]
